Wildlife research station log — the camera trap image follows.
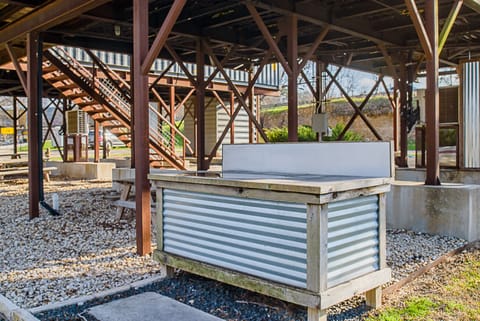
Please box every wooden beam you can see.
[378,44,399,88]
[141,0,187,75]
[404,0,433,60]
[0,0,109,45]
[149,61,175,90]
[246,3,293,77]
[5,43,27,93]
[464,0,480,13]
[175,88,195,112]
[298,26,329,72]
[165,43,197,86]
[439,0,463,54]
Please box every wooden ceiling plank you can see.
[0,0,109,45]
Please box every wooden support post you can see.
[133,0,152,255]
[155,187,175,277]
[398,60,408,167]
[130,55,135,168]
[287,14,299,142]
[230,92,235,144]
[170,85,176,148]
[13,96,18,155]
[196,39,207,171]
[62,98,68,162]
[27,32,41,219]
[248,67,254,143]
[306,204,328,321]
[425,0,440,185]
[94,121,100,162]
[315,61,323,113]
[365,192,387,309]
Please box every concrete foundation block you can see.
[387,181,480,241]
[46,161,116,181]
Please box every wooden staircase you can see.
[42,47,190,170]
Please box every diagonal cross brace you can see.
[326,68,383,140]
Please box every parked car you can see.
[88,129,125,149]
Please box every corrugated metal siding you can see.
[462,61,480,168]
[327,195,379,287]
[162,189,308,288]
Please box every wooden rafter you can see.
[5,43,27,93]
[298,26,330,71]
[246,2,293,77]
[404,0,433,60]
[141,0,187,75]
[439,0,463,54]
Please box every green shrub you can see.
[324,123,363,141]
[265,125,317,142]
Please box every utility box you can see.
[312,113,329,140]
[66,110,89,135]
[65,110,89,162]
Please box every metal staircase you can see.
[43,47,191,170]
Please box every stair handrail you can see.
[48,46,188,168]
[77,47,192,158]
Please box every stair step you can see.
[76,100,97,107]
[83,106,107,113]
[42,65,58,73]
[56,84,78,90]
[93,116,117,122]
[47,74,70,82]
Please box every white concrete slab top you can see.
[87,292,223,321]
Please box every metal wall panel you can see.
[327,195,379,287]
[163,189,380,290]
[462,61,480,168]
[162,189,308,288]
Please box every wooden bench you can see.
[113,179,155,221]
[0,166,57,182]
[0,152,28,159]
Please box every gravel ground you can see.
[0,177,467,320]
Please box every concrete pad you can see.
[387,181,480,241]
[87,292,223,321]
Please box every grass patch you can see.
[262,103,313,115]
[18,140,54,152]
[367,297,437,321]
[368,250,480,321]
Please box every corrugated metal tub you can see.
[150,172,391,321]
